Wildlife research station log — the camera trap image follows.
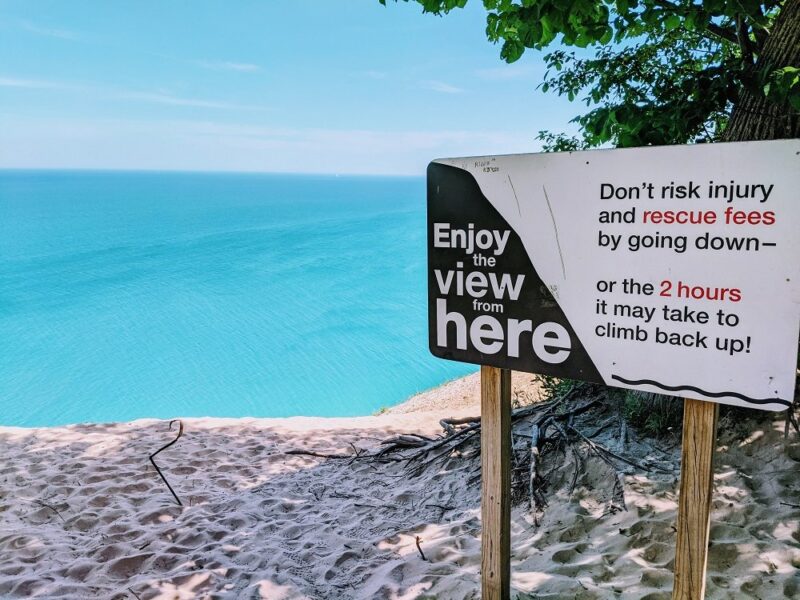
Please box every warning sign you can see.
[427,140,800,411]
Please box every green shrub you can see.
[623,391,683,437]
[538,375,576,399]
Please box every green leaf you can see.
[664,14,680,31]
[500,39,525,62]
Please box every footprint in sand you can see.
[640,568,672,588]
[557,516,595,543]
[739,574,764,595]
[784,573,800,597]
[709,522,749,542]
[105,552,153,580]
[640,541,672,565]
[551,543,589,565]
[706,542,739,571]
[92,543,124,562]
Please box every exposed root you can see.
[285,382,679,524]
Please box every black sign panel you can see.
[427,162,602,382]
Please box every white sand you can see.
[1,375,798,599]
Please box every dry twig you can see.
[415,535,427,561]
[34,500,65,522]
[149,419,184,506]
[285,449,352,459]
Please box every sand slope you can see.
[0,375,798,599]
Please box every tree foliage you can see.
[380,0,799,147]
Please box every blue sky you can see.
[0,1,580,175]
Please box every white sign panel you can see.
[427,140,800,411]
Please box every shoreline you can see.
[0,371,483,433]
[0,370,543,434]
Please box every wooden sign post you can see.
[480,366,512,600]
[673,399,719,599]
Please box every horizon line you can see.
[0,166,425,178]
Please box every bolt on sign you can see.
[427,140,800,411]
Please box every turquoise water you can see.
[0,171,474,427]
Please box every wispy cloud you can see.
[422,80,465,94]
[0,77,65,89]
[474,65,540,81]
[195,60,261,73]
[0,116,540,175]
[18,19,79,41]
[119,91,268,111]
[0,75,269,111]
[361,70,388,80]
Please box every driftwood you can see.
[440,416,478,436]
[149,419,184,506]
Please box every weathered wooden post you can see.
[673,399,719,600]
[480,366,511,600]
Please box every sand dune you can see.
[0,374,798,599]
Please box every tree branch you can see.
[736,14,755,67]
[706,21,740,45]
[750,5,770,49]
[650,0,739,45]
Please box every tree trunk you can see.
[723,0,800,141]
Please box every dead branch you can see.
[566,445,582,495]
[127,587,143,600]
[379,435,429,449]
[400,421,483,461]
[406,430,481,475]
[440,416,479,435]
[34,500,65,522]
[282,382,670,527]
[528,422,541,515]
[149,419,184,506]
[585,416,616,439]
[286,449,353,459]
[425,503,456,511]
[329,490,359,499]
[785,398,800,439]
[568,424,667,474]
[611,472,627,513]
[348,442,364,457]
[395,392,578,463]
[415,535,427,561]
